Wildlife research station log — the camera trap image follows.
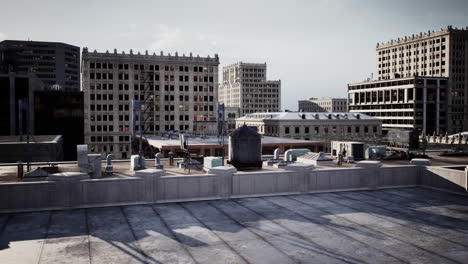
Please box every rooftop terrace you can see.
[0,187,467,263]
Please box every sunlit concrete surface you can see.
[1,187,467,264]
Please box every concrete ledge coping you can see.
[81,177,143,183]
[380,165,418,168]
[314,167,365,171]
[410,158,431,166]
[285,163,315,170]
[134,168,164,177]
[48,172,89,182]
[207,166,237,174]
[160,174,217,179]
[356,160,383,168]
[234,170,296,176]
[0,181,53,186]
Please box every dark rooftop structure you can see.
[228,125,262,169]
[0,187,467,263]
[0,135,63,163]
[0,40,80,91]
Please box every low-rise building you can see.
[348,76,449,134]
[142,134,326,157]
[235,112,382,150]
[298,98,347,112]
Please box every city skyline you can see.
[1,0,468,110]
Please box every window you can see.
[285,127,290,134]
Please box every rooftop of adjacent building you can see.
[348,75,450,87]
[237,112,377,121]
[302,98,348,102]
[82,48,219,63]
[223,61,267,69]
[0,135,62,144]
[0,39,79,50]
[376,25,468,49]
[144,134,320,149]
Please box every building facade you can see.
[236,112,382,147]
[0,72,44,136]
[375,26,468,132]
[225,106,241,131]
[298,98,347,112]
[348,77,448,135]
[219,62,281,115]
[34,90,84,160]
[0,40,80,90]
[82,48,219,159]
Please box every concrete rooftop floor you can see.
[0,187,468,264]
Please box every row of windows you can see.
[90,125,114,132]
[242,73,264,78]
[380,59,445,68]
[89,72,215,83]
[89,82,215,93]
[283,125,378,134]
[243,83,280,89]
[378,37,446,55]
[241,67,265,73]
[89,62,214,73]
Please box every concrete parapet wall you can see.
[379,166,420,187]
[422,166,467,193]
[310,167,370,192]
[0,163,466,213]
[158,174,219,202]
[0,182,58,212]
[81,178,145,207]
[233,170,299,197]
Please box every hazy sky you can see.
[1,0,468,110]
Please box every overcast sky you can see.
[1,0,467,110]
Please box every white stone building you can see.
[235,112,382,145]
[298,98,347,112]
[219,62,281,116]
[82,48,219,158]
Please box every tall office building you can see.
[0,40,80,90]
[375,26,468,132]
[219,62,281,116]
[348,76,448,135]
[82,48,219,159]
[298,98,347,112]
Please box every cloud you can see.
[148,24,184,51]
[147,24,219,54]
[0,32,7,41]
[113,23,138,39]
